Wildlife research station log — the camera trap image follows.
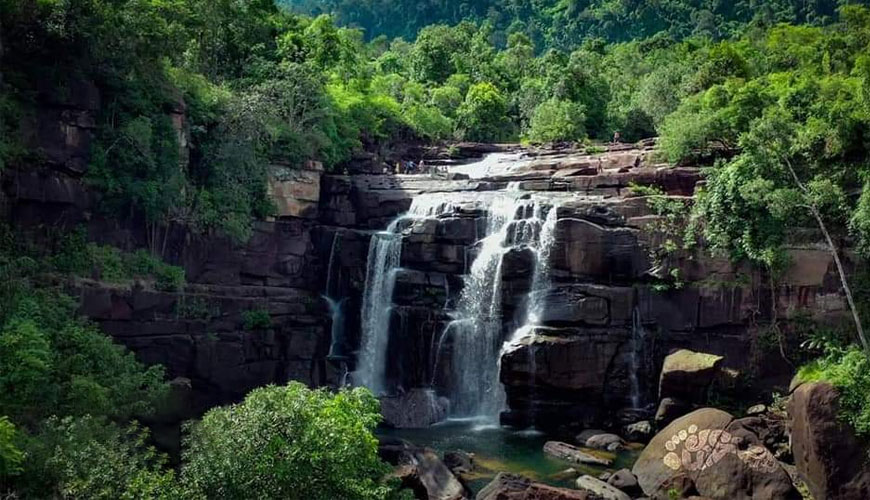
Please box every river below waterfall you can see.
[379,421,641,494]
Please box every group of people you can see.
[382,159,449,176]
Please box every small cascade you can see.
[628,307,648,409]
[323,232,346,360]
[325,296,347,359]
[356,194,457,395]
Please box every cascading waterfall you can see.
[356,195,455,395]
[444,194,524,418]
[504,201,561,424]
[629,307,647,409]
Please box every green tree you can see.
[456,82,512,142]
[17,416,176,499]
[0,416,23,481]
[525,98,586,143]
[181,383,395,500]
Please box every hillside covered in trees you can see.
[4,0,870,498]
[281,0,870,47]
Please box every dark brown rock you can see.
[658,350,724,403]
[633,408,799,500]
[788,382,870,500]
[476,473,593,500]
[380,389,449,429]
[655,398,692,427]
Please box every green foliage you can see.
[242,309,272,330]
[17,416,177,499]
[51,229,185,291]
[280,0,867,48]
[0,228,169,427]
[799,346,870,437]
[457,82,511,142]
[180,383,394,500]
[525,98,586,143]
[629,183,694,291]
[0,416,23,480]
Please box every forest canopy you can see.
[4,0,870,497]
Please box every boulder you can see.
[575,475,631,500]
[380,389,449,428]
[443,450,474,475]
[607,469,641,497]
[655,397,691,427]
[633,408,799,500]
[476,473,593,500]
[624,420,654,442]
[576,430,624,451]
[788,382,870,500]
[543,441,612,466]
[658,350,724,403]
[381,440,467,500]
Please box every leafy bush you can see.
[181,383,395,500]
[242,309,272,330]
[0,416,23,480]
[16,416,176,499]
[456,82,512,142]
[50,229,185,291]
[525,98,586,143]
[798,346,870,437]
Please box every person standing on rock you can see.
[613,131,621,144]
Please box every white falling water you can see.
[629,307,647,409]
[503,201,561,425]
[356,194,456,395]
[445,194,523,418]
[323,232,346,360]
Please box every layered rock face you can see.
[3,85,854,428]
[316,144,851,429]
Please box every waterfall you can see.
[325,231,342,298]
[356,195,455,395]
[324,232,346,360]
[502,201,561,426]
[628,307,647,409]
[444,194,522,418]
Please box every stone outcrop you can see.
[788,382,870,500]
[476,473,593,500]
[543,441,613,466]
[658,349,724,402]
[575,475,631,500]
[633,408,799,500]
[576,430,624,452]
[380,439,468,500]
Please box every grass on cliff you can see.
[798,346,870,438]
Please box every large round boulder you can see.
[632,408,799,500]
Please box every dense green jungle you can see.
[3,0,870,498]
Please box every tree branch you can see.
[782,155,870,357]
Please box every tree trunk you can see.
[783,157,870,357]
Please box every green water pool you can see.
[378,418,641,493]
